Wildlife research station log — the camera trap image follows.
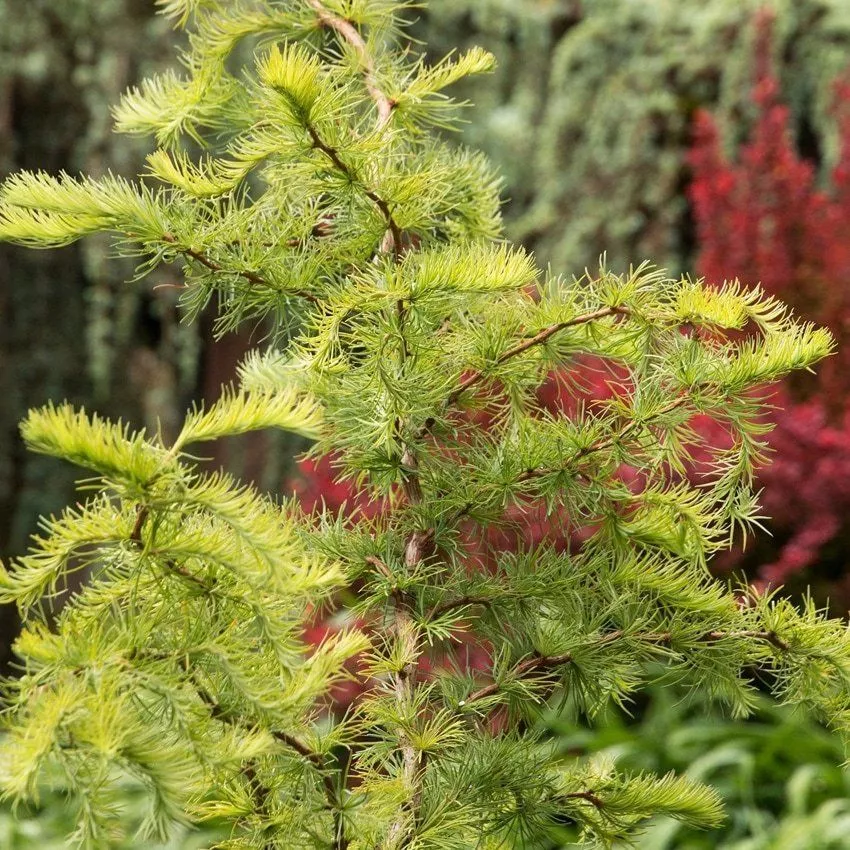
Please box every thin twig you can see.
[274,730,347,847]
[426,595,494,621]
[307,0,396,128]
[563,790,605,810]
[130,505,149,543]
[304,2,401,261]
[366,555,394,580]
[445,305,630,407]
[706,629,791,653]
[366,555,414,614]
[163,559,215,592]
[413,306,631,442]
[199,684,348,849]
[517,394,690,485]
[305,124,402,261]
[161,233,320,304]
[463,628,790,706]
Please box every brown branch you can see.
[411,306,632,441]
[517,393,691,485]
[305,124,402,261]
[563,790,605,811]
[366,555,414,613]
[464,650,579,706]
[307,0,395,128]
[366,555,394,581]
[161,233,320,304]
[426,595,494,621]
[130,505,149,543]
[306,3,402,261]
[446,305,629,407]
[164,559,217,592]
[129,504,217,592]
[274,728,347,848]
[463,628,790,707]
[706,629,791,653]
[273,730,324,766]
[199,684,348,849]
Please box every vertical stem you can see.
[306,5,421,841]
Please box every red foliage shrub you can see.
[687,11,850,600]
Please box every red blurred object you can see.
[687,9,850,597]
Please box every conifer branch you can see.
[163,558,214,592]
[130,505,149,543]
[383,454,428,847]
[563,790,605,810]
[273,728,348,849]
[305,123,402,260]
[272,730,325,768]
[161,233,321,304]
[706,629,790,652]
[514,394,691,486]
[201,684,348,848]
[446,305,630,406]
[412,304,634,442]
[464,628,790,706]
[307,0,396,128]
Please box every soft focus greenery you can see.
[420,0,850,274]
[554,689,850,849]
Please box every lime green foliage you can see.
[0,1,843,848]
[5,692,850,849]
[420,0,850,274]
[0,397,362,847]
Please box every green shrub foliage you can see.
[0,2,842,847]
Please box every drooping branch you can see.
[563,790,606,811]
[425,595,494,621]
[198,683,348,849]
[130,505,149,543]
[445,305,631,407]
[304,123,402,260]
[412,305,633,442]
[516,394,691,486]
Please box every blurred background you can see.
[4,0,850,846]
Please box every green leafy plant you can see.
[549,683,850,849]
[0,1,843,847]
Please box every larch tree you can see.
[0,1,843,848]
